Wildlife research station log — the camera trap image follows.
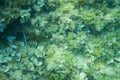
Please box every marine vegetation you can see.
[0,0,120,80]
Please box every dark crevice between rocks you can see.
[0,18,24,47]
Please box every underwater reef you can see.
[0,0,120,80]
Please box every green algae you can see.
[0,0,120,80]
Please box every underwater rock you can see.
[27,62,34,71]
[35,46,44,58]
[30,56,42,66]
[1,64,9,72]
[15,53,21,62]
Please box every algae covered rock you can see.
[0,0,120,80]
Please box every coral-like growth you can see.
[0,0,120,80]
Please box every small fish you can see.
[7,36,16,42]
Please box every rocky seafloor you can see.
[0,0,120,80]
